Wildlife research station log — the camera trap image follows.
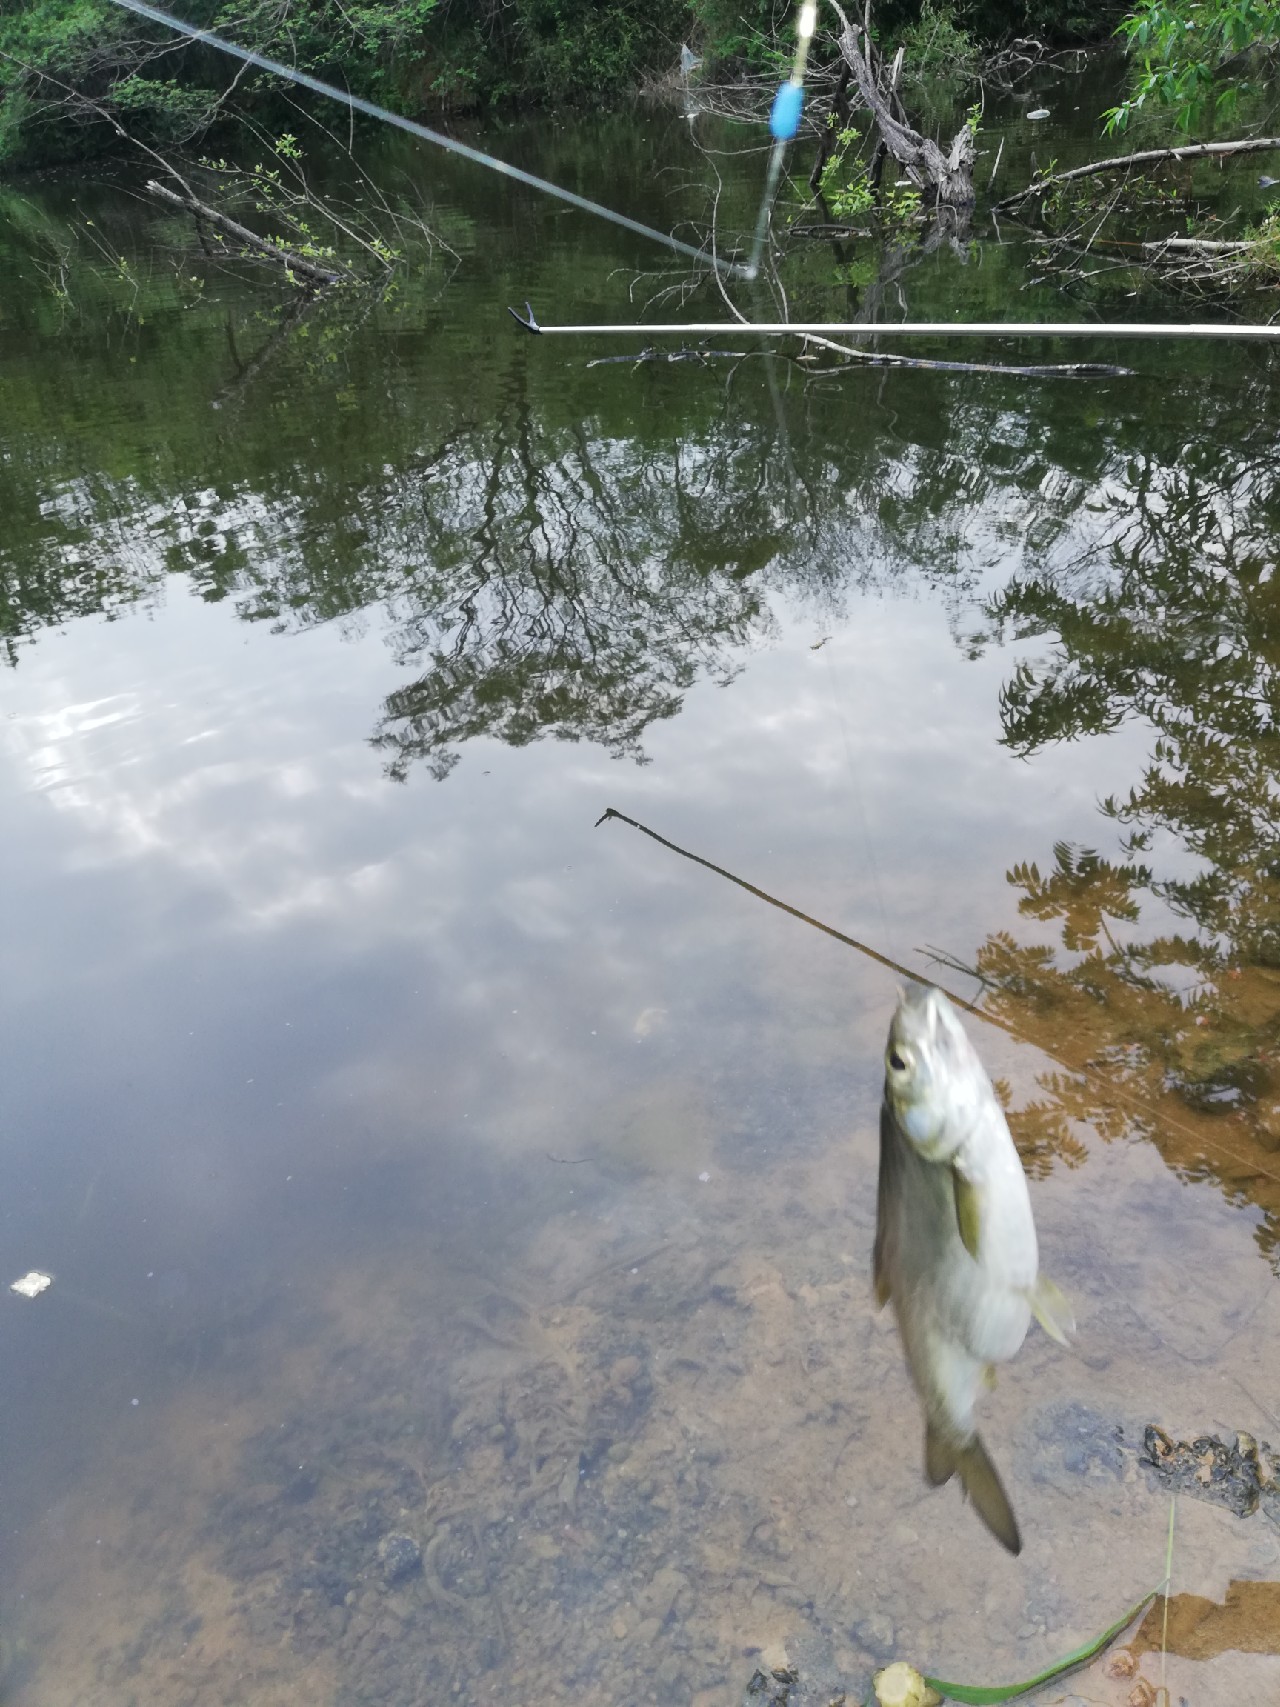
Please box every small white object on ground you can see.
[10,1271,53,1299]
[873,1662,942,1707]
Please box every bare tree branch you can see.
[145,179,347,285]
[996,135,1280,211]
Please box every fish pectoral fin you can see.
[924,1425,1022,1554]
[1026,1273,1075,1347]
[982,1362,998,1391]
[873,1272,891,1309]
[951,1167,983,1262]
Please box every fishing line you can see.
[746,0,819,279]
[595,806,1280,1195]
[815,636,891,944]
[595,805,992,1023]
[103,0,751,279]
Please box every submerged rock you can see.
[737,1627,861,1706]
[1024,1400,1126,1488]
[376,1532,422,1585]
[743,1666,795,1704]
[1142,1425,1280,1520]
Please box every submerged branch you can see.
[1143,235,1255,256]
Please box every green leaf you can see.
[922,1589,1158,1705]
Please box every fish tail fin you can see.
[924,1422,1022,1555]
[1026,1273,1076,1347]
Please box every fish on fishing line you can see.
[874,984,1074,1555]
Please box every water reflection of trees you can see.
[361,405,788,780]
[0,292,1004,769]
[968,426,1280,1268]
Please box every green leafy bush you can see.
[1105,0,1280,133]
[898,1,981,89]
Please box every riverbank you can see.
[0,0,1125,171]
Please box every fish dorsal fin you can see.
[952,1167,982,1262]
[1027,1274,1075,1347]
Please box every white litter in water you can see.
[10,1271,53,1299]
[1027,108,1050,121]
[698,1171,711,1184]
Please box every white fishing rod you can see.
[509,310,1280,341]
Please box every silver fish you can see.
[873,984,1074,1554]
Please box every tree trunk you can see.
[834,8,974,207]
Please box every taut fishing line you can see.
[102,0,753,279]
[596,808,1280,1195]
[747,0,818,277]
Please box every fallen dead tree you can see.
[996,135,1280,211]
[1027,219,1273,296]
[832,0,975,207]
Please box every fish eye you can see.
[888,1049,908,1072]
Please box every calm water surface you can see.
[2,71,1280,1707]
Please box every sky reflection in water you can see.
[2,99,1280,1707]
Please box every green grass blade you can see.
[922,1588,1158,1705]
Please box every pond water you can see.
[2,58,1280,1707]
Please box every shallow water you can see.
[2,64,1280,1707]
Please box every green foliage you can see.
[511,0,685,102]
[1244,207,1280,275]
[960,0,1127,41]
[1106,0,1280,133]
[0,0,706,165]
[113,75,224,139]
[690,0,794,74]
[817,122,922,229]
[819,126,875,219]
[897,1,981,91]
[0,0,1163,170]
[0,0,133,162]
[923,1591,1158,1704]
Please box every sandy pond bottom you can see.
[7,1010,1280,1707]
